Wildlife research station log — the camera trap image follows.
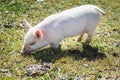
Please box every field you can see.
[0,0,120,80]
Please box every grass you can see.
[0,0,120,80]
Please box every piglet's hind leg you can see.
[77,32,85,42]
[84,34,93,46]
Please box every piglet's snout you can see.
[21,47,30,55]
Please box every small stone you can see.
[1,69,12,76]
[83,63,89,67]
[13,59,22,63]
[103,32,110,36]
[95,33,100,37]
[36,0,44,2]
[19,23,23,27]
[114,41,120,47]
[74,76,84,80]
[98,70,103,78]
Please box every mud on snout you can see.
[21,46,34,56]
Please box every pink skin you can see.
[21,5,105,55]
[21,20,43,55]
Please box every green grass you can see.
[0,0,120,80]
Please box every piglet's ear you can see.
[22,19,32,30]
[34,29,43,40]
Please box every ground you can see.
[0,0,120,80]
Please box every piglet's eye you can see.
[30,42,36,45]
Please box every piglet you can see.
[21,5,105,54]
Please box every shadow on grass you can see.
[32,45,106,63]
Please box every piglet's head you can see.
[21,19,43,55]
